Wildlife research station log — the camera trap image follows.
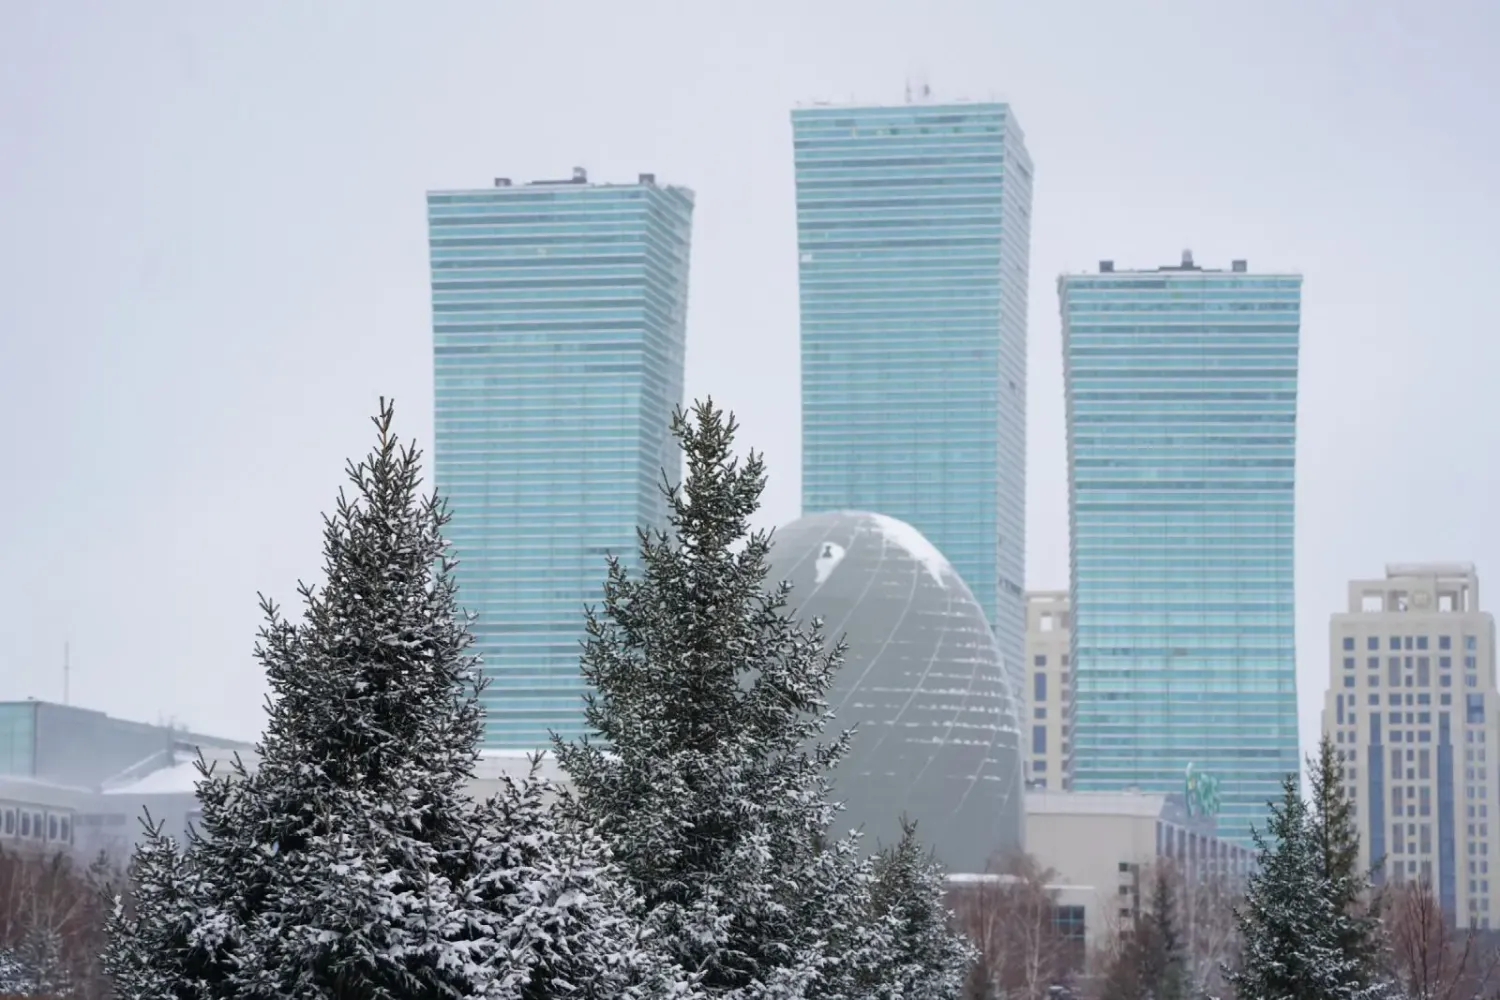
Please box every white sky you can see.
[1,1,1497,773]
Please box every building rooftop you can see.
[429,168,686,195]
[1061,250,1302,278]
[1027,788,1167,818]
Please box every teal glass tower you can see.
[427,169,694,749]
[790,100,1033,680]
[1060,253,1302,843]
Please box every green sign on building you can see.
[1184,762,1222,817]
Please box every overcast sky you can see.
[1,1,1496,763]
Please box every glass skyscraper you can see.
[427,169,694,749]
[1059,252,1302,842]
[790,100,1033,680]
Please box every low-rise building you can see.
[1023,787,1252,948]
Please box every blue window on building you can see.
[1345,657,1356,669]
[1034,672,1047,701]
[1418,636,1429,650]
[1344,676,1356,688]
[1441,635,1453,650]
[1369,636,1380,650]
[1344,637,1356,650]
[1391,636,1403,650]
[1467,636,1478,651]
[1033,725,1047,754]
[1035,654,1048,667]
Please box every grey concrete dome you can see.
[767,511,1024,873]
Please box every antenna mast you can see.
[63,641,70,706]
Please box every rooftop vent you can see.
[638,172,656,186]
[571,166,588,183]
[1181,249,1194,268]
[493,177,511,187]
[1231,259,1247,272]
[1099,260,1114,273]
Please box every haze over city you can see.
[3,0,1498,778]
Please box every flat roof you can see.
[1026,789,1167,818]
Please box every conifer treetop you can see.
[249,396,485,799]
[555,399,878,998]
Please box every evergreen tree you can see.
[1226,775,1385,1000]
[1308,735,1386,987]
[554,400,890,1000]
[106,400,690,1000]
[1099,868,1183,1000]
[102,814,213,1000]
[864,818,975,1000]
[1139,867,1186,1000]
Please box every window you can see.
[1441,656,1452,669]
[1441,635,1453,650]
[1034,672,1047,701]
[1418,636,1429,650]
[1391,636,1403,650]
[1368,656,1380,669]
[1033,759,1046,772]
[1466,655,1478,670]
[1468,636,1478,651]
[1344,637,1356,651]
[1369,637,1381,650]
[1344,676,1356,688]
[1033,726,1047,754]
[1035,707,1047,719]
[1344,656,1356,670]
[1034,654,1047,667]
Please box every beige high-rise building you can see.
[1025,591,1072,789]
[1322,564,1500,927]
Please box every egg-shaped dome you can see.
[767,511,1023,874]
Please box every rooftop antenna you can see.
[911,68,931,102]
[62,641,70,706]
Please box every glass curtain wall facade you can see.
[1060,255,1302,843]
[791,101,1033,681]
[427,173,694,749]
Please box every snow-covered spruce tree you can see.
[105,399,693,1000]
[1225,775,1387,1000]
[554,400,891,1000]
[102,813,216,1000]
[1308,735,1388,990]
[864,817,975,1000]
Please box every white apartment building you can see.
[1025,591,1072,789]
[1322,564,1500,926]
